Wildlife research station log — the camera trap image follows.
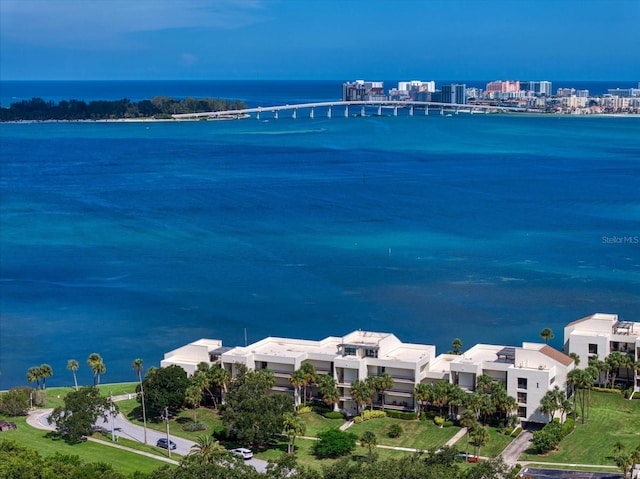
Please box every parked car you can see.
[156,438,177,450]
[231,447,253,459]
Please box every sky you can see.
[1,0,639,81]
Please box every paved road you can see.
[29,406,268,473]
[500,428,533,466]
[518,467,621,478]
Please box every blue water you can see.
[1,81,639,389]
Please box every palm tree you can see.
[317,374,340,410]
[475,374,493,394]
[184,384,202,423]
[459,409,477,460]
[568,352,581,367]
[87,353,106,386]
[289,369,306,410]
[67,359,79,391]
[470,426,489,458]
[282,412,306,454]
[189,435,225,461]
[372,372,394,410]
[614,450,633,479]
[606,351,627,388]
[299,363,317,405]
[413,383,431,418]
[26,366,42,389]
[132,358,148,444]
[39,364,53,389]
[350,379,372,418]
[209,365,231,406]
[451,338,463,355]
[360,431,377,463]
[540,327,554,344]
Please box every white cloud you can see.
[0,0,269,50]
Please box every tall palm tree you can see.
[475,374,493,394]
[87,353,106,386]
[413,383,432,418]
[26,366,42,389]
[451,338,463,355]
[360,431,377,463]
[39,364,53,390]
[459,409,477,460]
[282,411,306,454]
[67,359,79,391]
[606,351,630,389]
[299,363,317,405]
[568,352,581,367]
[372,372,394,410]
[209,365,231,407]
[289,369,306,410]
[132,358,148,444]
[470,426,489,458]
[184,384,203,423]
[317,374,340,410]
[350,379,372,418]
[540,328,554,344]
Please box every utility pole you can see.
[110,392,116,442]
[163,406,171,458]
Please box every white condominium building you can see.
[564,312,640,391]
[448,343,574,423]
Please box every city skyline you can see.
[1,0,639,81]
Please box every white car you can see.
[231,447,253,460]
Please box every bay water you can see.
[1,81,639,389]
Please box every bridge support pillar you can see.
[292,109,297,119]
[425,106,428,116]
[327,106,332,118]
[409,105,413,116]
[310,108,314,119]
[274,110,278,120]
[393,107,398,116]
[344,106,349,118]
[256,111,260,120]
[361,106,365,117]
[377,105,382,116]
[456,107,459,115]
[440,107,444,116]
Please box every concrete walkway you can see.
[499,428,533,466]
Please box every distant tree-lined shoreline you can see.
[0,96,247,121]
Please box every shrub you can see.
[443,421,454,428]
[387,423,403,438]
[323,411,344,419]
[362,410,386,421]
[592,386,623,395]
[182,422,207,432]
[297,406,312,415]
[0,388,30,416]
[386,410,418,420]
[561,417,575,437]
[353,416,363,424]
[434,416,445,427]
[313,429,357,458]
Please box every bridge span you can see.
[171,100,527,120]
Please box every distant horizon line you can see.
[1,78,638,83]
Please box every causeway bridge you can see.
[171,100,527,120]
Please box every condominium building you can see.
[342,80,386,101]
[564,312,640,391]
[448,342,574,423]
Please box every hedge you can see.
[324,411,344,419]
[386,410,418,420]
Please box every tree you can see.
[132,358,148,444]
[188,434,225,460]
[469,426,489,458]
[606,351,633,389]
[26,367,42,389]
[459,409,477,460]
[289,369,306,410]
[539,386,564,422]
[184,384,202,423]
[540,328,554,344]
[39,364,53,390]
[475,374,493,394]
[299,363,317,405]
[451,338,463,355]
[413,383,431,417]
[221,367,294,446]
[360,431,377,463]
[209,365,231,407]
[317,374,340,410]
[48,386,112,443]
[350,379,373,417]
[282,412,306,454]
[370,373,394,410]
[568,352,580,367]
[87,353,106,386]
[614,450,633,479]
[313,429,357,458]
[141,365,190,417]
[67,359,79,391]
[0,388,30,416]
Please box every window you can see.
[550,376,556,385]
[517,392,527,404]
[518,406,527,418]
[588,343,598,355]
[517,378,528,389]
[365,348,378,358]
[344,346,356,356]
[378,366,386,375]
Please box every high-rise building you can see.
[441,84,467,104]
[342,80,386,101]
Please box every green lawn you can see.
[42,382,139,409]
[117,398,225,442]
[519,392,640,465]
[298,411,345,436]
[347,417,460,451]
[0,414,168,476]
[451,426,514,458]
